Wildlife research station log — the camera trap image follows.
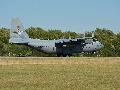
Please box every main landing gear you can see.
[57,53,72,57]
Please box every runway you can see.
[0,57,120,65]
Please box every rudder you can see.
[9,18,29,44]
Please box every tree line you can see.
[0,27,120,57]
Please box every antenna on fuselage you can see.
[84,33,85,38]
[92,32,95,38]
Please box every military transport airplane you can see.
[9,18,104,57]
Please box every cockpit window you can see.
[93,38,97,42]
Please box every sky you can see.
[0,0,120,33]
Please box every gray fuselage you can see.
[27,38,103,55]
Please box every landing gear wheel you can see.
[63,54,67,57]
[57,54,61,57]
[68,54,72,57]
[92,51,96,54]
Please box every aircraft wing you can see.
[55,39,85,47]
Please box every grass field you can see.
[0,57,120,90]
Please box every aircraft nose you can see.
[96,41,104,50]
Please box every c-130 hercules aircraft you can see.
[9,18,104,57]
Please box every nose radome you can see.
[96,41,104,50]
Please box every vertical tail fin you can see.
[9,18,29,44]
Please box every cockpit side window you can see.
[93,38,97,42]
